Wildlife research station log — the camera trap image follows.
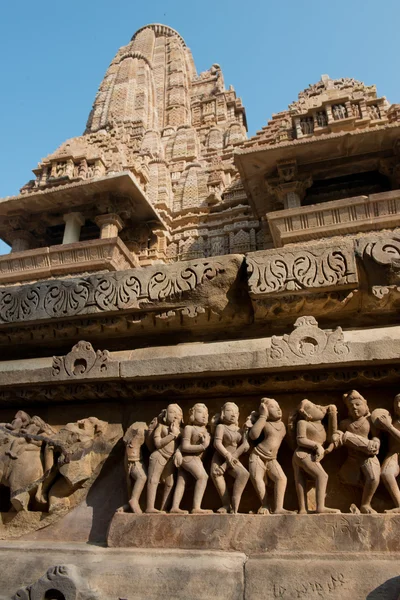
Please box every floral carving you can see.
[269,316,349,362]
[52,340,117,379]
[356,235,400,266]
[0,258,226,325]
[247,246,357,296]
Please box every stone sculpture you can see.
[371,394,400,512]
[12,564,99,600]
[146,404,183,513]
[171,403,211,514]
[210,402,250,514]
[339,390,380,513]
[119,421,148,514]
[248,398,292,514]
[291,400,341,514]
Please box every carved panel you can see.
[247,244,358,297]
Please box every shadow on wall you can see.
[366,576,400,600]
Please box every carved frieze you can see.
[247,244,358,297]
[0,257,229,326]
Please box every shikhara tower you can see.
[1,23,400,600]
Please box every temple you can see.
[1,23,400,600]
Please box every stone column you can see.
[95,213,124,239]
[62,212,85,244]
[9,231,35,253]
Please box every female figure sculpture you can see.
[146,404,183,514]
[371,394,400,512]
[170,403,212,514]
[291,400,340,514]
[211,402,250,514]
[248,398,292,514]
[119,422,148,514]
[339,390,380,514]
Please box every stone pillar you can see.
[62,212,85,244]
[95,214,124,239]
[9,231,35,253]
[284,191,301,209]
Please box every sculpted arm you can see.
[181,425,204,453]
[154,424,177,450]
[214,424,230,459]
[249,416,267,441]
[296,420,318,450]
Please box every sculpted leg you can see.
[300,457,340,514]
[10,491,30,512]
[267,460,294,514]
[211,465,231,513]
[231,464,249,514]
[183,457,212,514]
[360,458,380,514]
[160,472,174,512]
[170,469,189,514]
[293,457,307,514]
[382,455,400,512]
[129,463,147,514]
[249,454,269,514]
[146,455,166,513]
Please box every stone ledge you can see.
[107,513,400,555]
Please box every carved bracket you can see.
[269,316,350,364]
[13,564,100,600]
[52,341,118,380]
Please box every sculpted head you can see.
[11,411,31,429]
[343,390,369,419]
[164,404,184,426]
[394,394,400,417]
[298,400,326,422]
[260,398,282,422]
[221,402,239,426]
[189,403,209,426]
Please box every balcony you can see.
[0,237,138,284]
[267,190,400,247]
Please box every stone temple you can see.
[1,22,400,599]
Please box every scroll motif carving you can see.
[269,316,349,362]
[13,564,100,600]
[0,258,225,325]
[247,245,358,297]
[52,340,117,379]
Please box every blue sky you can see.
[1,0,399,255]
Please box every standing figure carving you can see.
[146,404,183,514]
[371,394,400,513]
[119,422,148,514]
[210,402,250,514]
[290,400,341,514]
[170,403,212,514]
[248,398,292,514]
[338,390,380,514]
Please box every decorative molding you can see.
[269,316,349,363]
[247,244,357,297]
[52,341,118,380]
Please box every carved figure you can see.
[339,390,380,513]
[247,398,292,514]
[291,400,341,514]
[118,422,148,514]
[171,403,212,514]
[316,111,328,127]
[210,402,250,514]
[146,404,183,513]
[0,412,56,511]
[371,395,400,512]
